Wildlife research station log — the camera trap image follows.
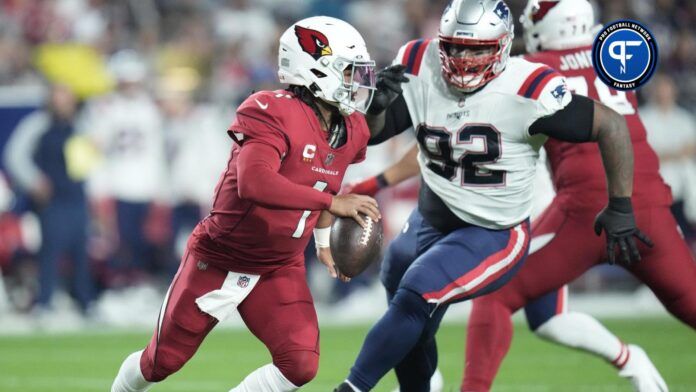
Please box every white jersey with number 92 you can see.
[395,39,572,229]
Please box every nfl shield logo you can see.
[324,153,335,166]
[237,275,250,288]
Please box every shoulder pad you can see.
[396,39,432,76]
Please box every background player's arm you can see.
[529,94,632,198]
[530,94,652,263]
[343,143,420,196]
[591,101,634,198]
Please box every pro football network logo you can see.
[295,26,332,60]
[592,20,658,91]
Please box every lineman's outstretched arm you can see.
[529,94,653,264]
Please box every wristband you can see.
[608,197,632,213]
[375,173,389,189]
[314,226,331,248]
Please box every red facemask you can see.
[438,34,509,91]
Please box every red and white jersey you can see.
[395,39,571,229]
[524,46,672,210]
[190,90,369,274]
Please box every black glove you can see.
[367,64,409,115]
[594,197,653,265]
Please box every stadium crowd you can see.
[0,0,694,327]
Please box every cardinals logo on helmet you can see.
[295,25,333,60]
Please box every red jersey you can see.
[524,47,672,210]
[190,90,369,274]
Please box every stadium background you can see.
[0,0,694,391]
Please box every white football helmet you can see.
[438,0,514,92]
[520,0,601,53]
[278,16,376,116]
[108,50,147,83]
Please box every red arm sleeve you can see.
[352,145,367,164]
[237,141,333,210]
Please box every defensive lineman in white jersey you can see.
[398,46,568,228]
[336,0,652,391]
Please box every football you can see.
[330,214,384,278]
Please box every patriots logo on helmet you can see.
[551,83,568,104]
[295,25,333,60]
[493,1,511,24]
[532,1,560,23]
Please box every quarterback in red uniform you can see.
[111,16,379,392]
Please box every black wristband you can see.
[376,173,389,188]
[608,197,633,213]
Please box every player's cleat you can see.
[618,345,669,392]
[391,368,444,392]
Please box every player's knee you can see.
[274,349,319,386]
[392,288,431,319]
[380,252,408,294]
[665,291,696,328]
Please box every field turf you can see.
[1,317,694,391]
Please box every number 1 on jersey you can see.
[292,181,328,238]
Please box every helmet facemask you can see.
[322,57,376,116]
[438,34,512,93]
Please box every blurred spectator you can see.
[2,84,95,314]
[641,73,696,239]
[82,50,166,285]
[0,172,19,314]
[213,0,278,64]
[157,67,230,269]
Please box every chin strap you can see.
[287,85,347,148]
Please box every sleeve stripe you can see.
[410,39,430,75]
[518,67,554,98]
[517,67,547,96]
[401,40,419,66]
[530,71,561,100]
[405,39,425,74]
